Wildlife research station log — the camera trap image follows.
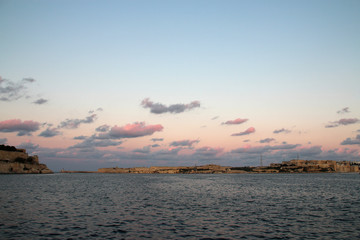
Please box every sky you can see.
[1,0,359,171]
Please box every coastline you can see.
[63,160,360,174]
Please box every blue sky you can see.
[1,0,359,171]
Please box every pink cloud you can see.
[335,147,359,155]
[107,122,163,139]
[0,119,40,136]
[231,127,255,136]
[222,118,248,125]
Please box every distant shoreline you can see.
[60,160,360,174]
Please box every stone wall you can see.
[335,161,360,173]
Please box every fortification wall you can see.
[0,150,29,162]
[0,145,52,174]
[335,162,360,172]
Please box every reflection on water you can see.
[1,173,360,239]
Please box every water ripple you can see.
[0,173,359,239]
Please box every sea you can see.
[1,173,359,239]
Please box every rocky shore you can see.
[98,160,360,174]
[0,145,53,174]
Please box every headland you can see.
[0,145,53,174]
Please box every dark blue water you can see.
[1,173,360,239]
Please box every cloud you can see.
[296,146,323,157]
[17,142,39,153]
[222,118,248,125]
[33,98,48,105]
[133,146,151,154]
[0,77,34,101]
[337,118,359,125]
[0,138,7,144]
[319,148,360,162]
[236,145,323,163]
[341,134,360,145]
[259,138,275,143]
[141,98,200,114]
[231,127,255,136]
[337,107,350,114]
[22,77,35,83]
[231,143,301,155]
[211,116,219,120]
[270,144,301,150]
[325,118,360,128]
[153,147,184,156]
[0,119,40,136]
[74,136,87,140]
[96,124,110,132]
[71,135,123,149]
[100,122,164,139]
[194,147,224,158]
[169,139,200,147]
[151,138,164,142]
[273,128,291,134]
[38,128,61,138]
[58,114,97,129]
[325,123,338,128]
[89,108,103,114]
